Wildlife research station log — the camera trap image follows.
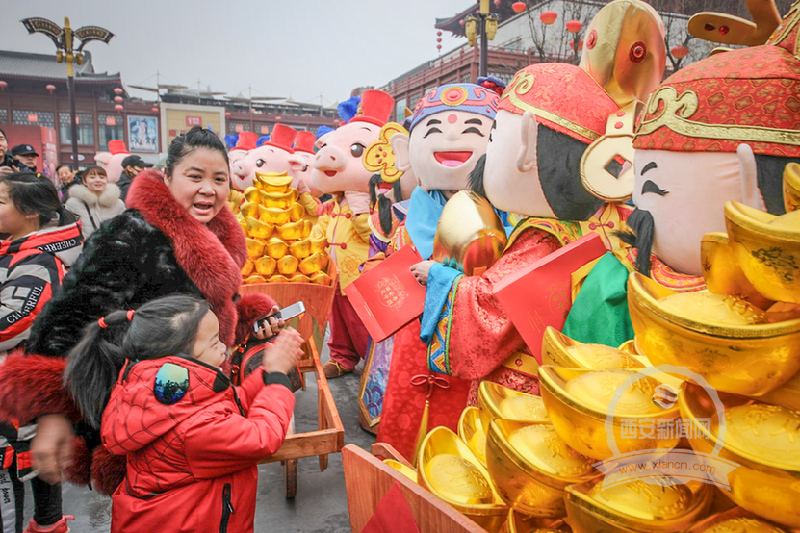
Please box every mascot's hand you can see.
[346,191,371,215]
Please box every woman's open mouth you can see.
[434,151,472,167]
[193,200,214,215]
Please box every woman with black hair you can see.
[0,127,281,499]
[0,172,82,533]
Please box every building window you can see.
[0,110,6,123]
[13,110,55,129]
[461,73,471,83]
[59,113,94,146]
[394,97,406,123]
[98,114,124,150]
[228,122,250,134]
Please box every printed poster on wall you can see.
[128,115,159,153]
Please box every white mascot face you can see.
[632,144,763,275]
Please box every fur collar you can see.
[68,183,121,208]
[125,171,246,342]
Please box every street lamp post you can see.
[465,0,498,78]
[21,17,114,167]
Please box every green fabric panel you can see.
[562,252,633,347]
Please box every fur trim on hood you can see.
[68,183,121,208]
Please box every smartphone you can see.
[254,301,306,333]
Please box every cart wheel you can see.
[284,459,297,499]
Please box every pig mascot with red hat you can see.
[311,89,395,378]
[230,123,298,191]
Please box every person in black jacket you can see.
[116,155,151,203]
[0,128,18,178]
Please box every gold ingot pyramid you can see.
[628,272,800,396]
[245,217,273,240]
[538,366,680,461]
[417,426,508,532]
[266,238,289,259]
[680,383,800,529]
[245,238,266,260]
[565,474,713,532]
[485,420,598,518]
[725,200,800,304]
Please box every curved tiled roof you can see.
[0,49,120,82]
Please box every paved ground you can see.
[22,342,376,532]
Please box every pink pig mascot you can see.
[230,124,297,190]
[310,89,395,378]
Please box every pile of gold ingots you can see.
[392,165,800,532]
[235,171,332,285]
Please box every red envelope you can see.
[360,482,421,533]
[492,232,607,361]
[347,245,427,342]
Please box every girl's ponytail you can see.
[65,311,133,428]
[56,204,77,227]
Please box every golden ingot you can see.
[268,274,290,283]
[539,366,680,461]
[277,255,298,276]
[244,187,263,205]
[784,162,800,213]
[255,171,293,192]
[310,237,326,254]
[301,219,313,239]
[262,189,298,209]
[431,190,507,276]
[486,420,598,518]
[418,427,507,532]
[701,233,775,310]
[541,327,642,370]
[565,474,713,533]
[260,206,292,225]
[276,221,303,241]
[477,381,549,424]
[309,271,332,285]
[299,252,328,276]
[628,272,800,396]
[383,459,418,483]
[288,273,310,284]
[245,238,266,260]
[228,189,245,206]
[683,506,790,533]
[289,239,311,259]
[241,260,254,277]
[458,407,489,467]
[266,238,289,259]
[726,200,800,304]
[289,202,305,222]
[616,339,685,391]
[680,383,800,528]
[241,201,260,219]
[757,370,800,411]
[504,508,571,533]
[254,256,276,278]
[245,216,273,240]
[243,274,266,285]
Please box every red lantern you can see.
[459,19,466,26]
[512,1,526,13]
[0,81,7,90]
[114,88,123,94]
[46,84,56,93]
[334,118,340,124]
[437,31,442,37]
[437,37,442,42]
[570,39,584,51]
[540,11,557,25]
[114,96,123,103]
[493,0,501,6]
[151,107,159,113]
[566,20,582,33]
[437,44,442,50]
[671,45,689,59]
[114,104,123,112]
[275,116,282,121]
[225,112,231,117]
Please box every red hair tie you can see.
[97,317,108,329]
[126,310,135,321]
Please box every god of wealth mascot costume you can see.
[310,89,395,378]
[372,83,502,458]
[561,1,800,351]
[416,0,666,404]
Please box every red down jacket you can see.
[101,355,294,533]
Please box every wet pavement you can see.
[22,342,376,532]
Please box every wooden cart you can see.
[240,262,344,498]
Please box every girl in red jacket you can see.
[65,294,302,533]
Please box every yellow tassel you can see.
[412,398,430,468]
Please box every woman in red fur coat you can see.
[0,126,279,497]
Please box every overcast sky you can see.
[1,0,470,105]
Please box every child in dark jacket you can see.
[0,172,83,533]
[65,295,302,533]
